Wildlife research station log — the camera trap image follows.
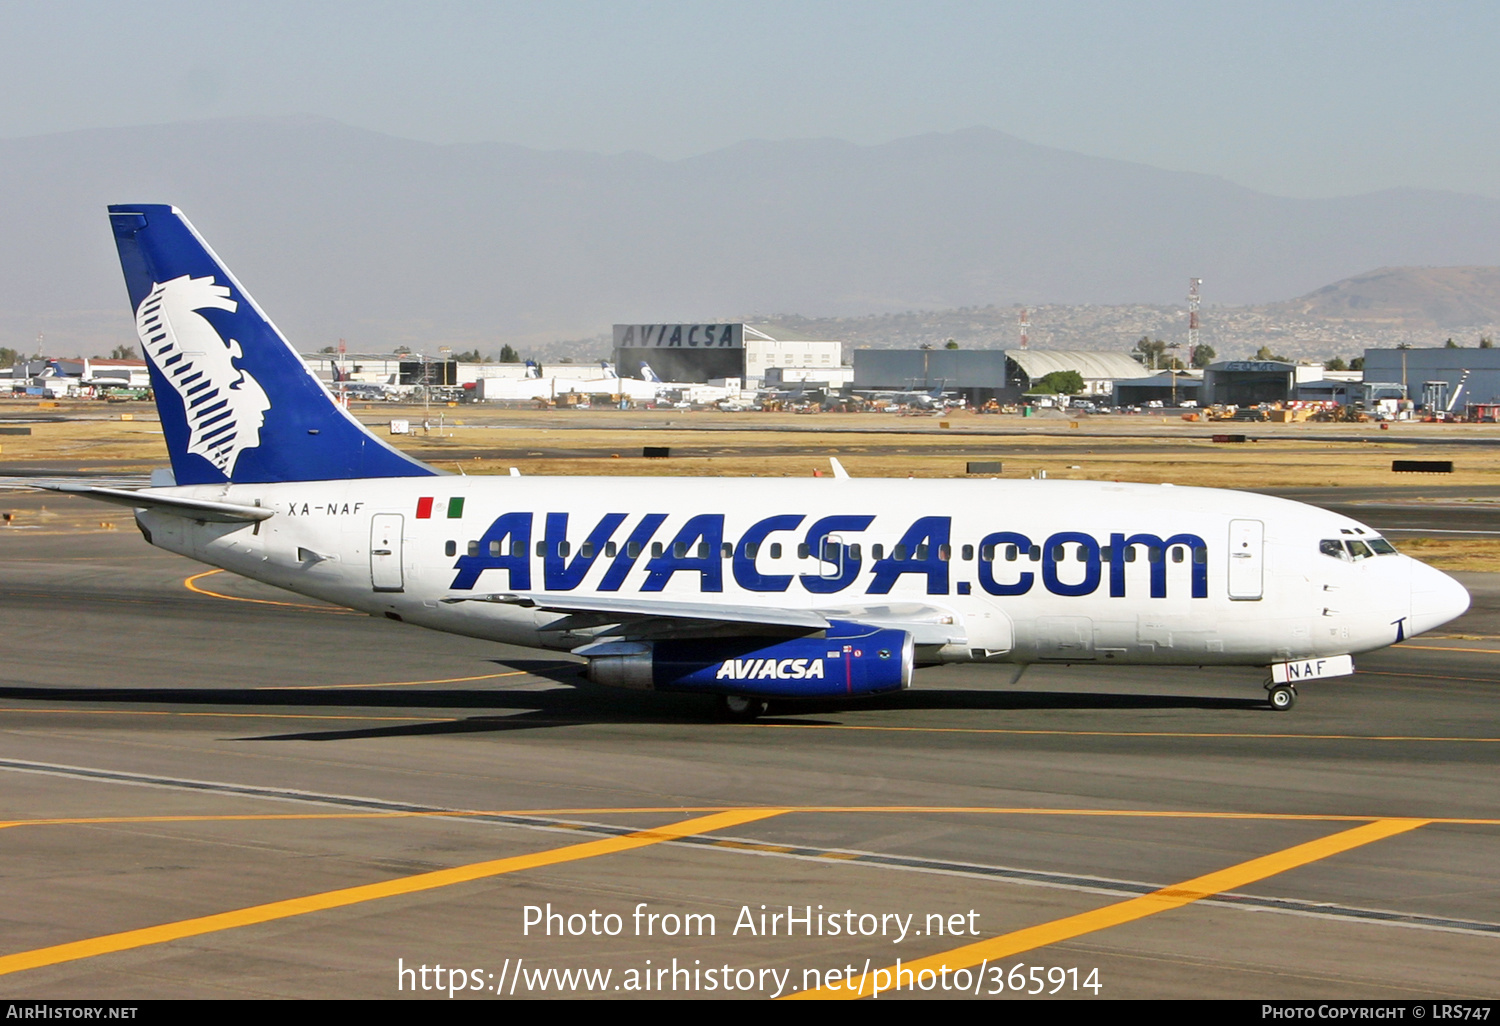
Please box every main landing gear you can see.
[718,695,770,721]
[1265,682,1297,711]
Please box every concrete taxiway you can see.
[0,505,1496,999]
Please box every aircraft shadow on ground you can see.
[0,658,1271,742]
[240,691,1268,742]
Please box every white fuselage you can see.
[136,477,1469,668]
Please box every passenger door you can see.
[370,513,405,592]
[1227,519,1264,600]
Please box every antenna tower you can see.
[1186,278,1202,359]
[1019,308,1029,350]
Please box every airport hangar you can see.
[1192,351,1500,412]
[851,351,1375,408]
[1198,360,1304,407]
[1362,346,1500,412]
[1111,370,1205,407]
[851,349,1152,405]
[1116,362,1369,408]
[612,323,847,388]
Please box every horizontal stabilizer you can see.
[38,483,273,523]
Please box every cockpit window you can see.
[1319,539,1344,559]
[1368,537,1398,555]
[1345,540,1374,560]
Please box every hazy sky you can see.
[4,0,1497,199]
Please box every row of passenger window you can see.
[1319,537,1398,560]
[441,539,1209,564]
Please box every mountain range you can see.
[1265,267,1500,330]
[3,116,1500,356]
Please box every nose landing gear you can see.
[1266,683,1297,711]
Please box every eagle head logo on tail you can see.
[134,275,271,478]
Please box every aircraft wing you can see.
[444,592,963,644]
[445,591,830,629]
[34,483,274,523]
[803,602,963,644]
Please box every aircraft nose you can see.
[1408,559,1471,637]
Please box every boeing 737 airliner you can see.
[52,205,1471,716]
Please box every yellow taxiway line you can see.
[0,807,786,978]
[1,803,1491,979]
[185,567,574,688]
[183,569,354,613]
[1394,644,1500,655]
[787,817,1430,1000]
[733,722,1500,743]
[1361,669,1500,685]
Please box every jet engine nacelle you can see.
[583,622,913,698]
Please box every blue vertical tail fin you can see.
[108,204,438,485]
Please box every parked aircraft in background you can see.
[627,360,746,407]
[855,384,963,411]
[50,205,1471,717]
[338,382,394,401]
